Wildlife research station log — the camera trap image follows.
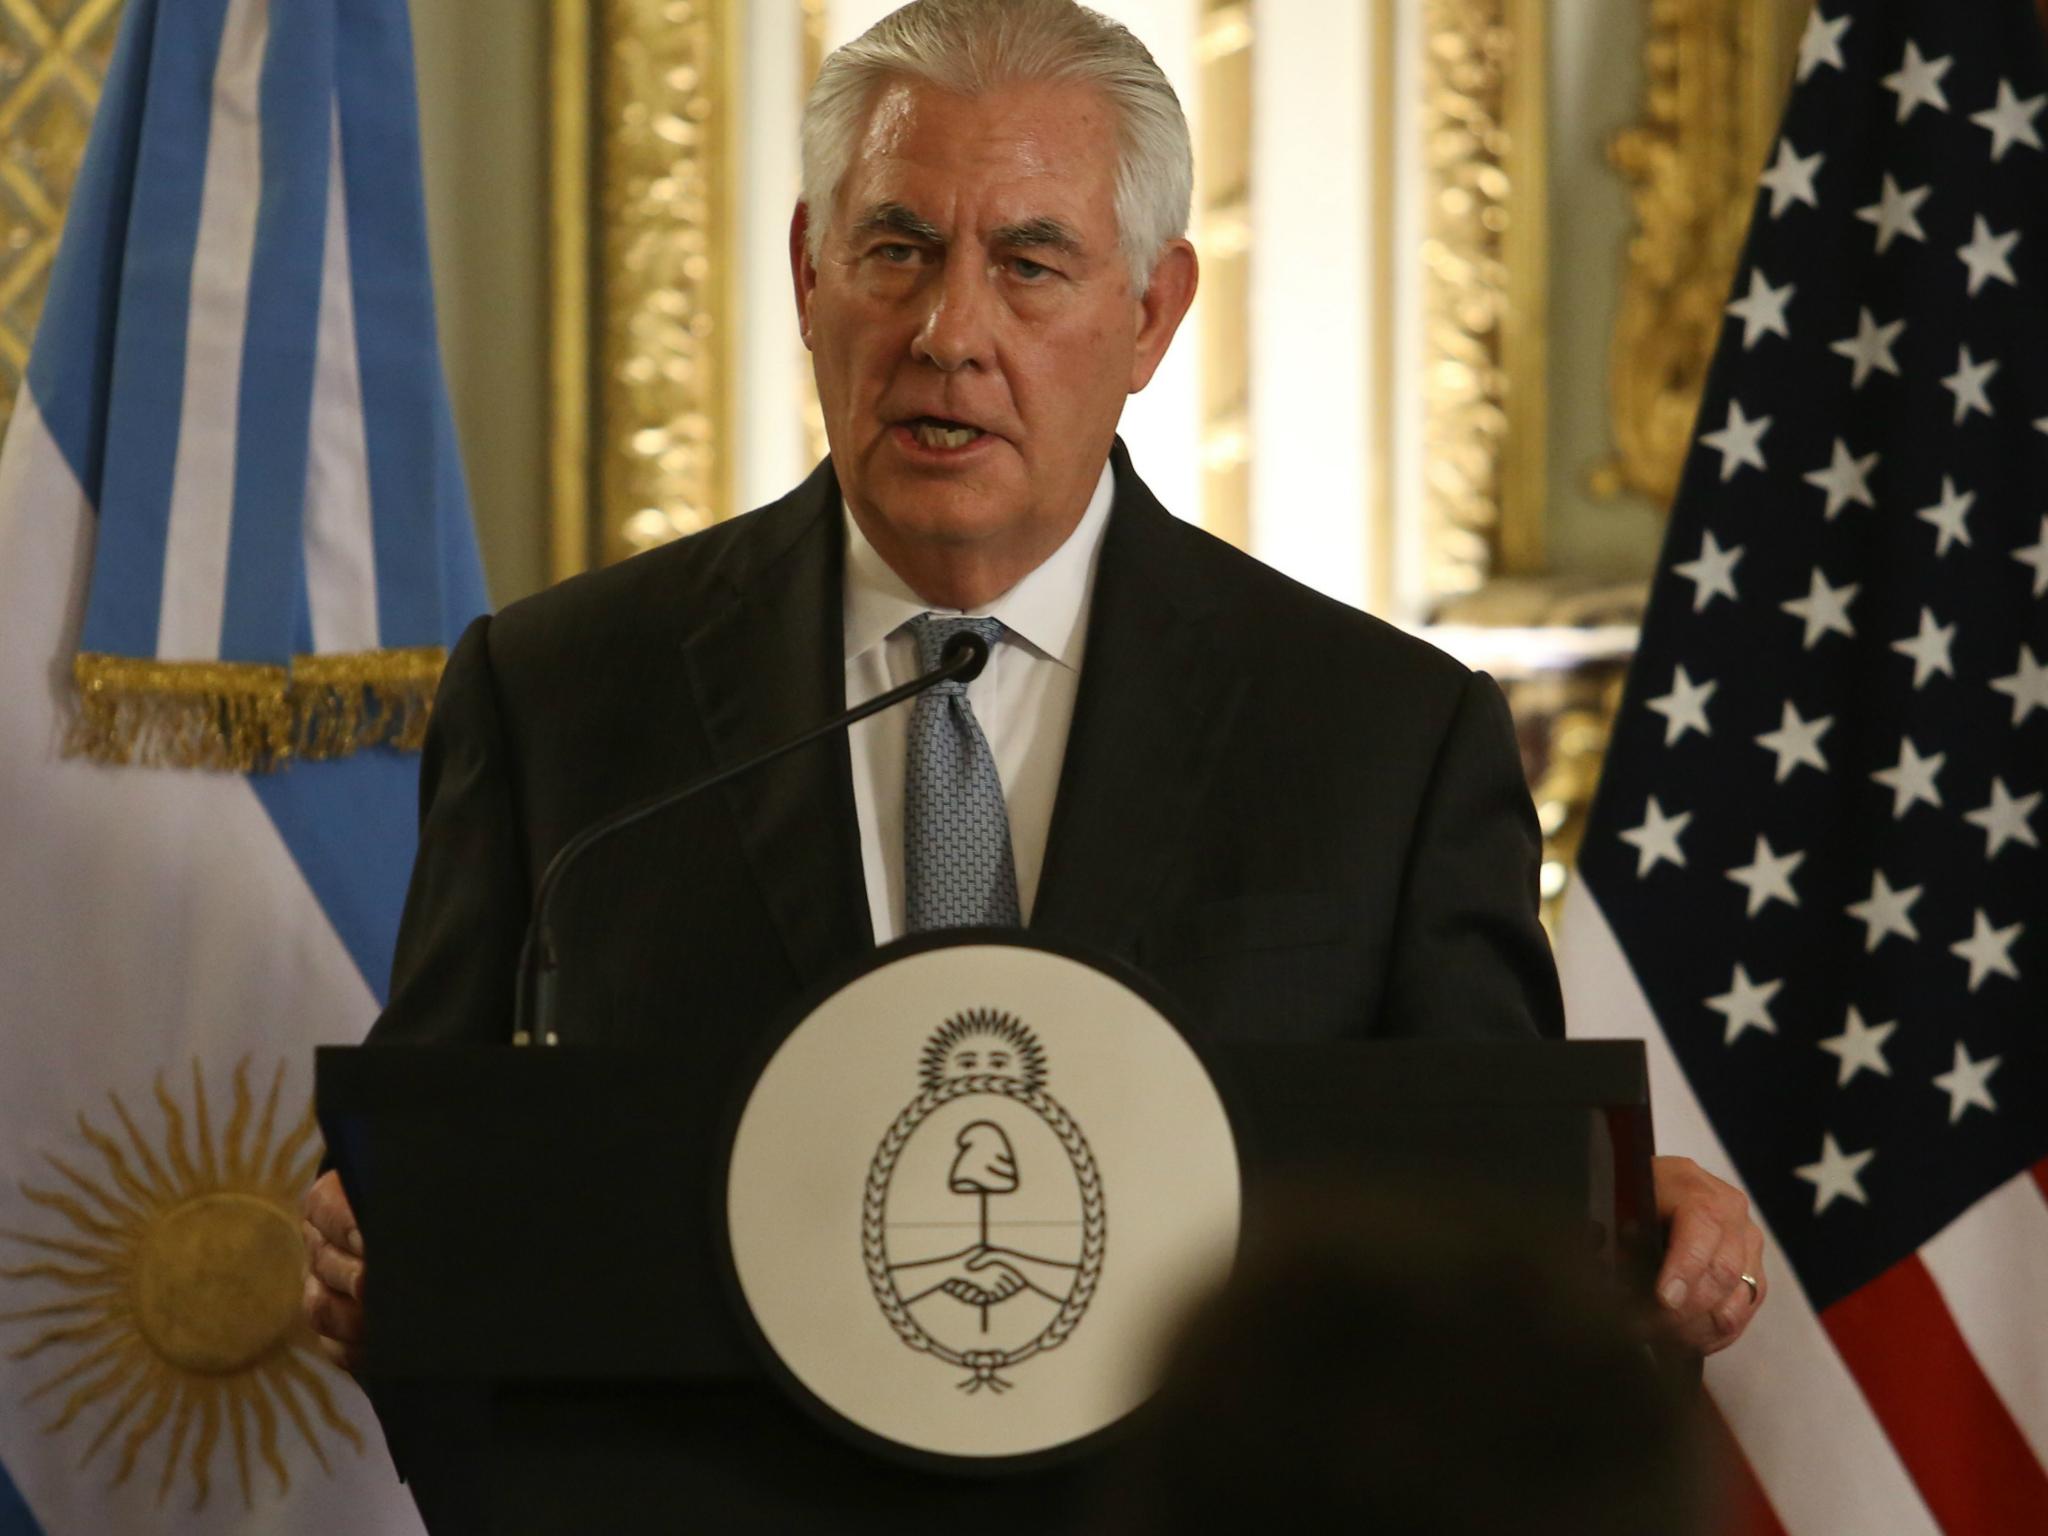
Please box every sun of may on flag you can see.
[1561,1,2048,1533]
[0,0,485,1532]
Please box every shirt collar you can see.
[841,456,1115,670]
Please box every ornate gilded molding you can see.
[1416,0,1547,607]
[0,0,124,436]
[1596,0,1797,511]
[1194,0,1251,550]
[551,0,739,577]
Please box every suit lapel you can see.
[1033,444,1247,959]
[681,462,874,987]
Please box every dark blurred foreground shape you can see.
[1101,1181,1710,1536]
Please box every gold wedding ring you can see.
[1740,1271,1760,1304]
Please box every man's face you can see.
[793,78,1192,597]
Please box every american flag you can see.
[1558,2,2048,1532]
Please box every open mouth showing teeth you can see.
[909,417,985,449]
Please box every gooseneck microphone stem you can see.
[512,630,991,1046]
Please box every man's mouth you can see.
[904,416,987,450]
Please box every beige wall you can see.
[413,1,550,606]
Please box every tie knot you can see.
[910,614,1003,681]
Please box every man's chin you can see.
[857,467,1029,548]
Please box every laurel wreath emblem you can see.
[862,1073,1106,1392]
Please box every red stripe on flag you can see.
[1701,1394,1788,1536]
[1823,1254,2048,1534]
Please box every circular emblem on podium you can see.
[725,935,1241,1469]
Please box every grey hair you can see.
[799,0,1192,291]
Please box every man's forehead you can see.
[837,78,1115,226]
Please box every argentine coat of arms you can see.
[862,1011,1105,1393]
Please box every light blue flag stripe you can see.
[75,0,231,658]
[339,0,458,648]
[24,0,158,509]
[245,0,490,1003]
[217,0,335,665]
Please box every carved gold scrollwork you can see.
[0,0,124,436]
[594,0,737,567]
[1417,0,1546,607]
[1596,0,1798,511]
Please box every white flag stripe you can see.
[0,390,422,1534]
[1920,1171,2048,1472]
[303,96,380,655]
[1558,880,1945,1536]
[155,0,268,662]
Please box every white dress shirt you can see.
[843,459,1116,944]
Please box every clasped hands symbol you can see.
[892,1243,1073,1308]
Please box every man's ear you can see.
[1128,238,1198,394]
[790,203,818,350]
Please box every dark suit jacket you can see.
[363,440,1563,1532]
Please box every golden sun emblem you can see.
[0,1058,362,1510]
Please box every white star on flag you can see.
[1845,869,1923,952]
[1803,438,1879,517]
[1647,664,1717,745]
[1672,529,1743,610]
[1727,836,1805,918]
[1755,700,1832,783]
[1932,1042,2001,1123]
[1725,269,1795,349]
[1914,478,1974,557]
[1871,736,1945,819]
[1990,644,2048,724]
[1941,345,1998,424]
[1618,796,1692,877]
[1759,139,1824,217]
[1706,963,1781,1044]
[1890,607,1957,689]
[1856,175,1931,253]
[1964,777,2040,858]
[1971,79,2045,161]
[1818,1007,1896,1086]
[2012,515,2048,597]
[1882,40,1952,122]
[1957,217,2020,296]
[1895,611,1966,694]
[1795,1133,1874,1213]
[1830,308,1905,389]
[1797,9,1850,82]
[1700,400,1771,481]
[1782,567,1858,649]
[1950,908,2023,991]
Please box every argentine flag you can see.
[0,0,483,1530]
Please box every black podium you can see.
[316,1038,1657,1535]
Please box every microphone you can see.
[511,628,991,1046]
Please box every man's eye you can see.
[1009,257,1053,280]
[874,243,918,263]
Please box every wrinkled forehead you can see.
[835,77,1118,238]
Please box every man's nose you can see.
[911,255,997,372]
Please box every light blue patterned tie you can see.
[904,614,1021,932]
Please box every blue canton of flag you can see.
[1562,2,2048,1533]
[0,0,483,1531]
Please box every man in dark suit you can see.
[302,0,1762,1523]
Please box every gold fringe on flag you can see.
[68,646,446,772]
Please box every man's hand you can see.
[1652,1154,1765,1354]
[302,1169,367,1371]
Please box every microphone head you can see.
[940,629,991,682]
